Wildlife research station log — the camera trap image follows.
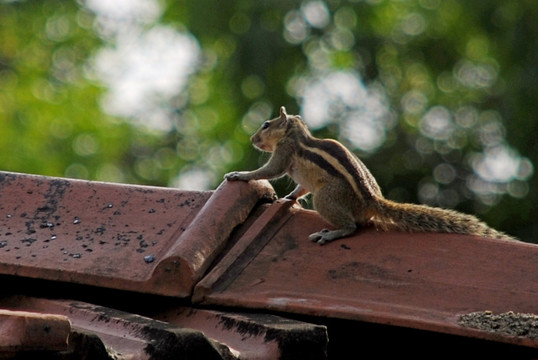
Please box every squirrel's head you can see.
[250,106,308,152]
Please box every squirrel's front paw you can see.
[224,171,249,181]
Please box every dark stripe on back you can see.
[303,137,380,199]
[300,148,342,179]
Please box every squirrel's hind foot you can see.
[309,229,330,245]
[308,227,356,245]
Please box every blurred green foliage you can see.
[0,0,536,240]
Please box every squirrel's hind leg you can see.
[310,184,359,245]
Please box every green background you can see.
[1,0,536,241]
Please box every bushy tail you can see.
[372,199,517,241]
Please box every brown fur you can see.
[225,106,517,244]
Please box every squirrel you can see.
[225,106,518,244]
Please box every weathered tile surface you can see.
[0,172,274,296]
[195,199,538,349]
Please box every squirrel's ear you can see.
[280,106,287,119]
[278,106,289,128]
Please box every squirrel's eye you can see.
[262,121,270,130]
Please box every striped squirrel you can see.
[225,106,517,244]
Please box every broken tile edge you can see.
[0,296,235,359]
[0,308,71,353]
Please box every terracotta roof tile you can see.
[0,308,70,355]
[152,306,328,359]
[1,296,328,359]
[194,199,538,349]
[1,296,234,359]
[0,171,274,297]
[2,170,538,355]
